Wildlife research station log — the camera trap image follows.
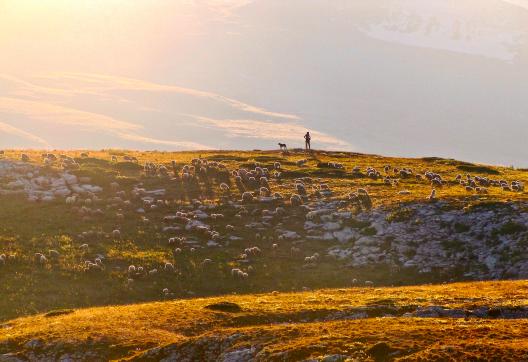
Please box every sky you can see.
[0,0,527,166]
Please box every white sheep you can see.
[429,188,436,201]
[290,194,302,207]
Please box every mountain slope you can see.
[1,281,528,360]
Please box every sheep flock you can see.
[0,149,527,320]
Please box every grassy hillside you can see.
[0,149,527,323]
[2,281,528,360]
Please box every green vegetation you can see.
[493,221,527,237]
[454,222,471,233]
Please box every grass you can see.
[0,149,527,322]
[1,281,528,360]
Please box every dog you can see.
[278,143,288,151]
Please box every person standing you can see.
[304,131,311,151]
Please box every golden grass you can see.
[2,281,528,360]
[1,149,528,359]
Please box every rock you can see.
[321,354,348,362]
[487,307,502,318]
[24,338,44,350]
[62,173,78,185]
[333,227,357,243]
[328,247,353,260]
[0,354,25,362]
[207,240,219,247]
[279,231,301,240]
[221,347,255,362]
[366,342,392,361]
[323,222,341,231]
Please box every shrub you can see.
[492,221,527,237]
[386,208,414,223]
[361,226,377,236]
[457,164,500,175]
[454,223,470,233]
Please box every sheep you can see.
[241,191,254,203]
[244,246,262,256]
[85,261,103,272]
[290,246,301,257]
[39,254,48,265]
[200,258,213,268]
[259,187,271,197]
[290,194,303,207]
[273,192,284,200]
[48,250,60,259]
[148,269,158,276]
[512,181,525,192]
[304,252,320,263]
[296,182,307,196]
[429,188,436,201]
[231,268,248,279]
[259,176,270,189]
[112,229,121,239]
[128,265,136,273]
[164,262,175,272]
[431,178,443,187]
[351,188,372,210]
[274,162,281,170]
[296,159,307,167]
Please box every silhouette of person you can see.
[304,131,311,151]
